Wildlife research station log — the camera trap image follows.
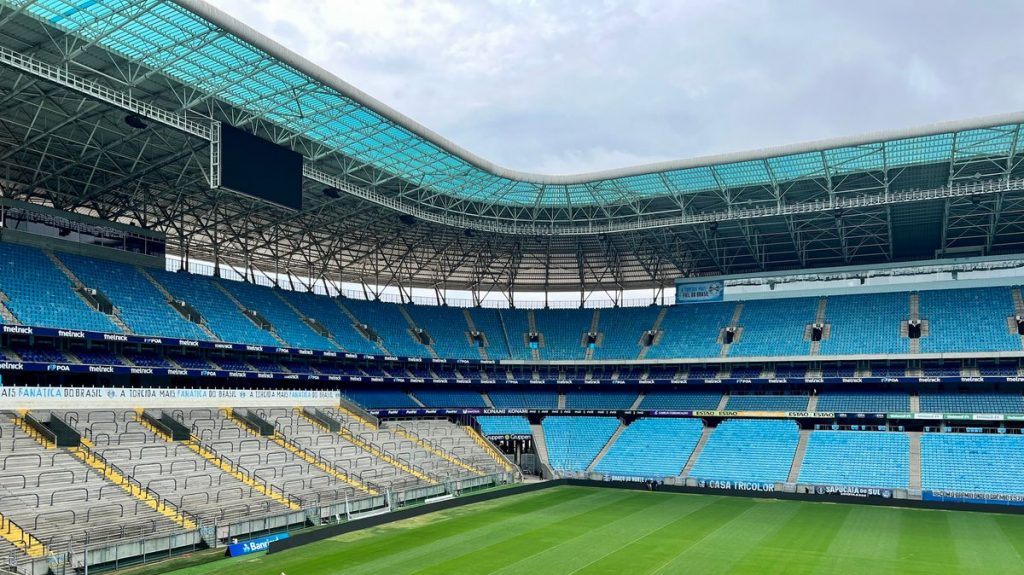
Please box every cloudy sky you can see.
[208,0,1023,175]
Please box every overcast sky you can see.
[207,0,1024,175]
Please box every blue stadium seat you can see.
[343,299,428,357]
[533,309,593,360]
[919,287,1020,353]
[342,389,419,409]
[730,298,817,357]
[922,433,1024,495]
[918,393,1024,413]
[151,270,279,346]
[646,302,735,359]
[595,418,704,478]
[59,253,207,340]
[638,391,722,411]
[725,394,809,411]
[279,291,380,354]
[413,389,486,408]
[689,419,799,483]
[466,308,512,359]
[815,392,910,413]
[218,280,336,350]
[477,416,532,436]
[798,431,908,489]
[542,416,620,472]
[592,306,661,360]
[819,292,908,355]
[488,390,559,409]
[0,243,119,333]
[404,305,478,359]
[564,391,638,410]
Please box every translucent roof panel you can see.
[12,0,1023,208]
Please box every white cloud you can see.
[207,0,1024,173]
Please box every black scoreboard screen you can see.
[219,124,303,210]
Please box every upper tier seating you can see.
[542,416,620,472]
[412,389,486,408]
[151,270,279,346]
[58,253,207,339]
[638,391,723,411]
[815,392,910,413]
[342,389,419,409]
[217,280,336,350]
[465,308,512,359]
[595,418,704,479]
[689,419,800,483]
[592,306,661,360]
[922,433,1024,495]
[919,287,1020,353]
[725,394,809,411]
[646,302,736,359]
[404,305,478,359]
[476,416,532,436]
[534,309,593,360]
[343,299,428,357]
[730,298,817,357]
[564,391,638,410]
[6,242,1024,360]
[488,390,559,409]
[498,309,534,359]
[818,292,908,355]
[918,393,1024,413]
[798,431,909,489]
[0,243,118,332]
[279,291,380,354]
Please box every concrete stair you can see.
[334,298,390,354]
[908,432,922,491]
[587,422,625,472]
[527,310,541,360]
[629,393,645,411]
[0,290,18,324]
[273,290,345,350]
[910,394,921,413]
[557,393,567,410]
[214,281,288,346]
[720,302,744,357]
[530,423,553,477]
[681,425,714,477]
[138,268,219,340]
[584,309,600,360]
[462,309,489,360]
[787,429,811,483]
[716,394,729,410]
[807,395,818,412]
[481,392,495,408]
[48,251,133,333]
[398,304,439,358]
[408,393,426,408]
[638,307,668,359]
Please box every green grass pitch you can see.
[163,486,1024,575]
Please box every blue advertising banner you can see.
[675,280,724,304]
[227,532,290,557]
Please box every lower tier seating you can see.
[542,416,620,472]
[595,418,704,479]
[918,393,1024,413]
[688,419,799,483]
[477,416,532,436]
[921,433,1024,495]
[798,431,909,489]
[725,394,809,411]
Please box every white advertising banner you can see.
[0,386,339,409]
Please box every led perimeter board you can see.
[218,124,303,210]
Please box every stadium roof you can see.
[1,0,1024,296]
[15,0,1024,212]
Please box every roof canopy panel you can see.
[9,0,1024,212]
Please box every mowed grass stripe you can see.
[342,488,637,575]
[651,499,804,574]
[947,511,1024,574]
[160,487,1024,575]
[495,492,721,575]
[185,487,597,575]
[810,505,904,575]
[571,495,755,574]
[412,490,659,574]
